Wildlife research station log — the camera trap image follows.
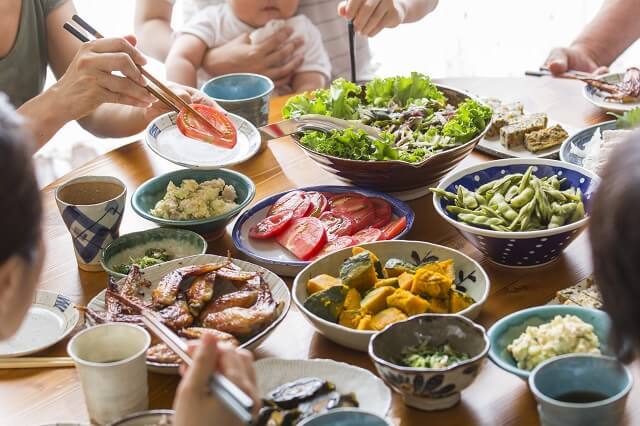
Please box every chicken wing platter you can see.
[583,68,640,113]
[80,254,290,373]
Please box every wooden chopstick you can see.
[69,15,221,135]
[0,357,74,369]
[140,310,254,424]
[348,21,357,83]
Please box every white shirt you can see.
[181,4,331,87]
[167,0,375,81]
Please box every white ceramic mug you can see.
[55,176,127,272]
[68,324,151,425]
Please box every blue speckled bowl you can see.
[559,120,617,167]
[433,158,600,267]
[232,186,415,276]
[132,168,255,240]
[487,305,613,380]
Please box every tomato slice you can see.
[319,211,355,239]
[370,198,393,228]
[176,104,237,148]
[268,191,311,219]
[329,193,374,232]
[248,211,293,239]
[380,216,408,240]
[306,192,328,217]
[312,236,354,260]
[276,217,327,260]
[351,227,383,244]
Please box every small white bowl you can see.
[292,240,490,352]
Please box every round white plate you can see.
[255,358,392,417]
[0,290,80,358]
[144,111,261,169]
[88,254,291,374]
[583,72,640,113]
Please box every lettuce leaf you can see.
[299,128,398,161]
[609,107,640,129]
[365,72,446,107]
[282,79,360,119]
[442,99,493,143]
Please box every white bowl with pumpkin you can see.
[292,240,490,352]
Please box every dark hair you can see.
[590,131,640,357]
[0,95,42,264]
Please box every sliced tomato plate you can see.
[276,217,327,260]
[319,211,355,239]
[177,104,237,149]
[381,216,408,240]
[351,227,383,244]
[370,198,392,228]
[248,211,293,239]
[312,236,355,260]
[306,192,328,217]
[268,191,311,219]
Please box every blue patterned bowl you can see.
[369,314,489,411]
[131,168,255,240]
[559,120,617,168]
[487,305,613,380]
[432,158,600,267]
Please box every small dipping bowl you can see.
[529,354,633,426]
[298,408,390,426]
[202,73,274,128]
[369,314,489,411]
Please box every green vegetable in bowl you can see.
[609,107,640,129]
[430,166,586,232]
[114,248,172,275]
[400,342,470,369]
[282,73,493,164]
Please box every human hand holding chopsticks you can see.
[338,0,437,37]
[173,333,261,426]
[543,44,609,77]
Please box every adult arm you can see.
[134,0,174,61]
[292,72,327,93]
[544,0,640,75]
[339,0,438,37]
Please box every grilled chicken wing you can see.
[152,262,229,307]
[114,265,151,314]
[147,343,182,364]
[158,300,194,331]
[186,272,216,316]
[178,327,239,346]
[217,267,259,281]
[198,288,259,321]
[202,276,277,337]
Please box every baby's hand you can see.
[338,0,406,37]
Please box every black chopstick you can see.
[63,22,89,43]
[72,14,103,38]
[348,21,357,83]
[140,310,254,424]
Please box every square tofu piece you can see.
[500,113,548,149]
[524,124,569,153]
[485,101,525,138]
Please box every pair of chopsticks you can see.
[140,310,254,424]
[525,67,597,80]
[348,21,357,83]
[0,357,74,369]
[63,15,220,135]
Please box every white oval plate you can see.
[145,111,261,169]
[583,72,640,113]
[0,290,80,358]
[88,254,291,374]
[255,358,391,417]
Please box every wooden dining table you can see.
[2,77,639,426]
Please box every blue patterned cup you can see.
[55,176,127,272]
[201,73,274,128]
[529,354,633,426]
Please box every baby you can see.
[166,0,331,93]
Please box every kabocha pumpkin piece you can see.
[387,289,430,316]
[303,285,348,322]
[426,297,449,313]
[357,314,374,330]
[361,286,395,314]
[384,258,417,277]
[374,277,399,288]
[339,309,363,329]
[411,265,453,299]
[449,288,475,313]
[371,307,407,331]
[340,252,378,291]
[397,272,414,290]
[343,288,362,311]
[307,274,342,295]
[352,247,385,278]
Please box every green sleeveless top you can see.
[0,0,67,107]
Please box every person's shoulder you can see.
[39,0,68,15]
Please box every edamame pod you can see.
[510,186,535,208]
[430,188,457,200]
[458,213,505,228]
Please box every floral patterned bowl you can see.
[432,158,600,267]
[369,314,489,411]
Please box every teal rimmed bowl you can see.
[487,305,613,380]
[101,228,207,279]
[131,168,255,239]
